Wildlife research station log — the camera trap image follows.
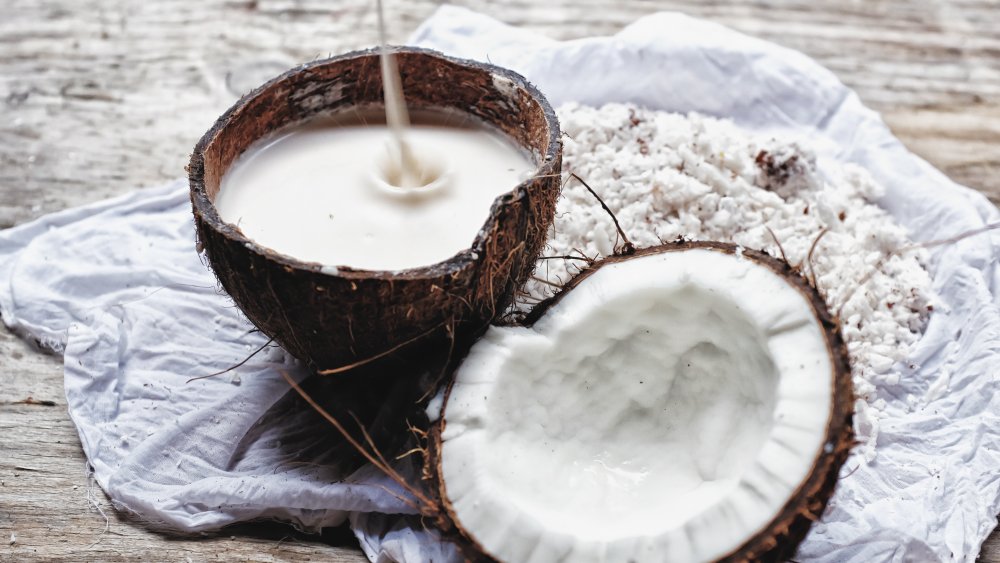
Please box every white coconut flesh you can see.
[438,248,836,563]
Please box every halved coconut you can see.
[188,48,561,372]
[432,242,853,562]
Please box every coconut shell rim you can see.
[430,241,855,562]
[188,46,562,282]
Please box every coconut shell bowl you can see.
[188,48,562,373]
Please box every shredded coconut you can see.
[519,103,935,461]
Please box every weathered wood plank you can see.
[1,1,998,561]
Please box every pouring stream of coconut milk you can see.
[376,0,431,189]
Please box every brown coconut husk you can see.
[188,47,562,373]
[425,241,855,563]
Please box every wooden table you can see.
[2,1,998,561]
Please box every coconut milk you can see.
[214,111,534,271]
[217,2,534,270]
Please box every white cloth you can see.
[1,6,998,562]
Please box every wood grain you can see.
[1,1,998,561]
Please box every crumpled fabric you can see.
[1,6,998,562]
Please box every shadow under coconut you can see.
[227,341,453,495]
